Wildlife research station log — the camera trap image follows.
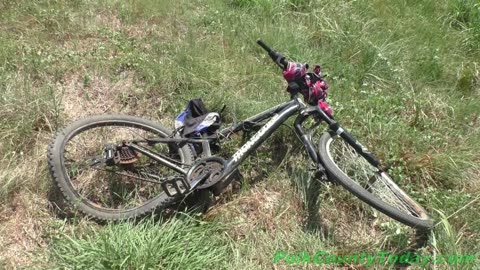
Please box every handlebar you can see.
[256,39,272,53]
[256,39,288,69]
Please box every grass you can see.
[0,0,479,269]
[47,216,231,270]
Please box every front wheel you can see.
[318,131,433,230]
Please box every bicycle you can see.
[47,40,433,234]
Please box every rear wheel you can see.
[48,115,194,221]
[318,131,433,230]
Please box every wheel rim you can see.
[325,136,429,221]
[61,121,186,213]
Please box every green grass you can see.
[46,216,231,270]
[0,0,479,269]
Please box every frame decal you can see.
[232,113,281,162]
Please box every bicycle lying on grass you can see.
[48,40,433,237]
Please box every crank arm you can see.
[189,172,210,190]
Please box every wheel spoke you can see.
[326,136,423,219]
[59,120,190,214]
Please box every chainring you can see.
[186,157,226,189]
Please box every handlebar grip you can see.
[256,39,272,53]
[256,39,287,69]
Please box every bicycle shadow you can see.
[47,182,77,221]
[305,174,327,234]
[285,164,331,239]
[212,136,332,238]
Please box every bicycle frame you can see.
[129,98,314,174]
[130,96,382,192]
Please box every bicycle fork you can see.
[293,111,327,179]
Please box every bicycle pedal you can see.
[161,177,191,197]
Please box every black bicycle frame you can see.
[129,98,311,175]
[210,98,308,191]
[223,99,301,171]
[130,96,382,189]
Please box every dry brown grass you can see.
[465,167,480,192]
[0,71,142,267]
[206,187,300,239]
[0,192,50,268]
[59,71,137,121]
[0,136,53,268]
